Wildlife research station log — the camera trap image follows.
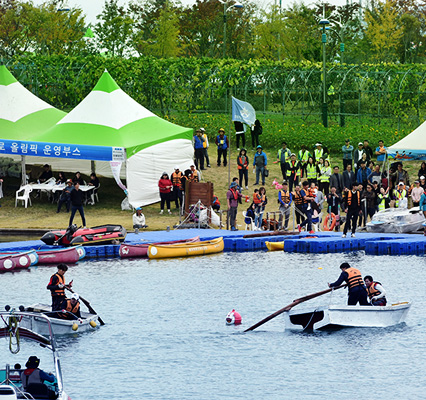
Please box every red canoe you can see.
[119,236,200,259]
[36,246,86,265]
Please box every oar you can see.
[244,284,347,332]
[65,286,105,326]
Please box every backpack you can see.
[258,124,263,135]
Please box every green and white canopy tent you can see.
[18,70,194,206]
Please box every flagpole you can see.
[228,89,233,189]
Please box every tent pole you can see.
[91,160,95,174]
[228,88,232,189]
[21,155,26,186]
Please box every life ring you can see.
[323,213,336,231]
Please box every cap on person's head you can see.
[199,127,205,132]
[174,166,179,170]
[71,293,79,301]
[345,139,350,142]
[66,179,72,183]
[57,264,68,271]
[421,176,425,180]
[257,145,262,149]
[291,153,296,156]
[415,180,420,184]
[398,182,404,186]
[26,356,40,369]
[315,143,321,146]
[190,164,195,168]
[358,142,363,146]
[136,206,143,211]
[218,128,225,133]
[229,181,237,188]
[340,262,350,270]
[162,171,168,176]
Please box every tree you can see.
[94,0,134,57]
[364,0,404,62]
[146,1,182,57]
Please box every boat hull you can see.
[0,250,38,272]
[148,237,224,259]
[21,304,99,336]
[36,246,86,264]
[41,225,127,246]
[119,236,200,258]
[265,241,284,251]
[285,302,411,331]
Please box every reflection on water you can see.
[0,251,425,399]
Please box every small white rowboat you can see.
[21,303,99,336]
[284,302,411,331]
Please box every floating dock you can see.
[0,230,425,258]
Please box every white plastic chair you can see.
[242,211,255,230]
[15,185,33,208]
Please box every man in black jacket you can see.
[342,164,356,190]
[342,183,362,238]
[69,182,86,228]
[329,166,344,195]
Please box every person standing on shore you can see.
[342,139,353,170]
[69,182,86,228]
[227,181,242,231]
[237,149,249,190]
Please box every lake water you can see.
[1,251,425,399]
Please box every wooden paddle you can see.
[244,284,347,332]
[65,286,105,326]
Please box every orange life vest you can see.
[64,299,80,314]
[347,191,361,206]
[367,282,381,299]
[253,192,262,204]
[345,267,364,289]
[237,156,248,170]
[171,171,183,187]
[49,273,65,296]
[293,191,303,205]
[189,171,199,183]
[280,190,290,204]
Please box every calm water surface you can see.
[1,252,425,399]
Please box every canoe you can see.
[0,250,38,272]
[148,237,224,259]
[284,302,411,331]
[37,246,86,264]
[120,236,200,258]
[265,241,284,251]
[21,304,99,336]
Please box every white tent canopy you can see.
[388,120,426,161]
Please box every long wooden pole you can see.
[244,284,347,332]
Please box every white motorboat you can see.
[366,207,425,233]
[0,308,70,399]
[284,302,411,331]
[20,304,98,336]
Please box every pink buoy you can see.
[226,309,242,325]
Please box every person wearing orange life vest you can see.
[237,148,249,190]
[342,183,362,238]
[364,275,387,306]
[278,181,292,230]
[171,166,183,210]
[212,194,220,211]
[328,263,369,305]
[46,264,72,311]
[58,293,82,320]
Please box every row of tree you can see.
[0,0,425,63]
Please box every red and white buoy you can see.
[226,309,242,325]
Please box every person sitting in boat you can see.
[364,276,387,306]
[328,263,369,306]
[133,207,147,229]
[47,264,72,311]
[21,356,56,397]
[58,293,82,320]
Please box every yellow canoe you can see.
[265,241,284,251]
[148,237,224,259]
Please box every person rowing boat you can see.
[46,264,73,311]
[328,262,369,305]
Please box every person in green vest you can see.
[314,143,327,165]
[298,145,311,179]
[393,182,407,208]
[377,187,390,211]
[277,142,292,180]
[305,156,317,186]
[318,159,332,196]
[286,153,301,192]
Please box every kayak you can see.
[0,250,38,272]
[120,236,200,258]
[40,224,127,246]
[37,246,86,264]
[148,237,224,259]
[265,241,284,251]
[21,304,99,336]
[284,302,411,331]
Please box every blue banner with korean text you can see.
[0,139,126,162]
